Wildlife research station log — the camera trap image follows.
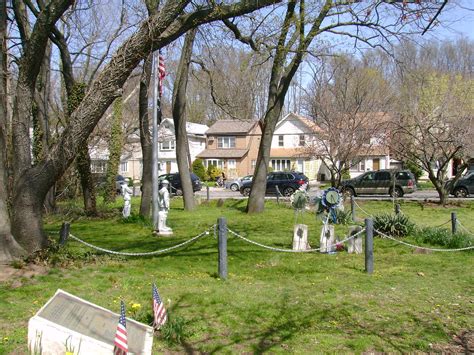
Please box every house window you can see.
[299,135,305,147]
[271,159,291,171]
[206,159,223,168]
[278,135,284,147]
[161,140,175,151]
[227,159,236,169]
[91,160,107,173]
[120,161,128,173]
[359,160,366,172]
[217,136,235,148]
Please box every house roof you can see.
[197,149,249,159]
[276,112,323,133]
[270,148,310,158]
[160,118,208,136]
[206,120,258,135]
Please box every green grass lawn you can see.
[0,198,473,353]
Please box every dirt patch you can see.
[431,330,474,353]
[0,263,49,284]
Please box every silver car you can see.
[226,175,253,192]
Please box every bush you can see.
[340,169,351,180]
[192,159,206,181]
[160,314,188,345]
[206,165,222,181]
[413,227,474,249]
[335,209,352,225]
[373,212,415,237]
[405,160,423,182]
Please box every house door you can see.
[373,158,380,171]
[166,161,172,173]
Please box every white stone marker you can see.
[319,224,336,253]
[293,224,310,251]
[347,226,363,254]
[28,289,153,355]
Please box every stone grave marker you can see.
[293,224,310,251]
[347,226,363,254]
[319,224,336,253]
[28,289,153,354]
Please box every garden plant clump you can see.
[413,227,474,249]
[373,212,415,237]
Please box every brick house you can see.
[197,120,262,178]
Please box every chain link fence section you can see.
[374,228,474,252]
[68,225,216,257]
[226,227,366,253]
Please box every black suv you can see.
[239,171,309,197]
[340,170,416,197]
[446,171,474,198]
[158,173,202,195]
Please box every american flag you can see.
[158,50,166,96]
[113,301,128,355]
[152,283,167,329]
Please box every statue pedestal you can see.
[319,224,335,253]
[157,211,173,236]
[293,224,310,251]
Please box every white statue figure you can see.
[121,181,133,218]
[158,180,173,235]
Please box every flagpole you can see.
[152,51,159,230]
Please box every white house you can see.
[90,118,208,182]
[157,118,208,175]
[270,113,323,180]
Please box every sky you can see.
[428,2,474,40]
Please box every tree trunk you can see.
[76,146,97,215]
[8,0,284,253]
[34,41,56,213]
[104,97,123,204]
[172,29,197,211]
[247,107,283,213]
[139,54,153,217]
[0,0,26,263]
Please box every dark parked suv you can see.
[158,173,202,195]
[340,169,416,197]
[239,171,309,197]
[446,171,474,197]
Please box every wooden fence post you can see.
[218,217,228,280]
[351,196,356,222]
[451,212,457,234]
[365,218,374,274]
[206,185,210,202]
[59,222,70,246]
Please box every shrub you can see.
[192,159,206,180]
[413,227,474,249]
[373,212,415,237]
[335,209,352,225]
[206,165,222,181]
[405,160,423,182]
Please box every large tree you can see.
[303,54,392,187]
[246,0,450,213]
[1,0,284,262]
[391,71,473,205]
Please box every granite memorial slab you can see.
[28,289,153,354]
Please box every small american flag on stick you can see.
[113,301,128,355]
[158,50,166,96]
[152,283,167,329]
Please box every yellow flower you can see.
[66,352,74,355]
[131,303,141,311]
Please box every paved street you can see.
[195,186,473,202]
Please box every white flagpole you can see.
[152,52,159,230]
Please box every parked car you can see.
[446,171,474,197]
[340,169,416,197]
[239,171,309,197]
[226,175,253,192]
[158,172,202,195]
